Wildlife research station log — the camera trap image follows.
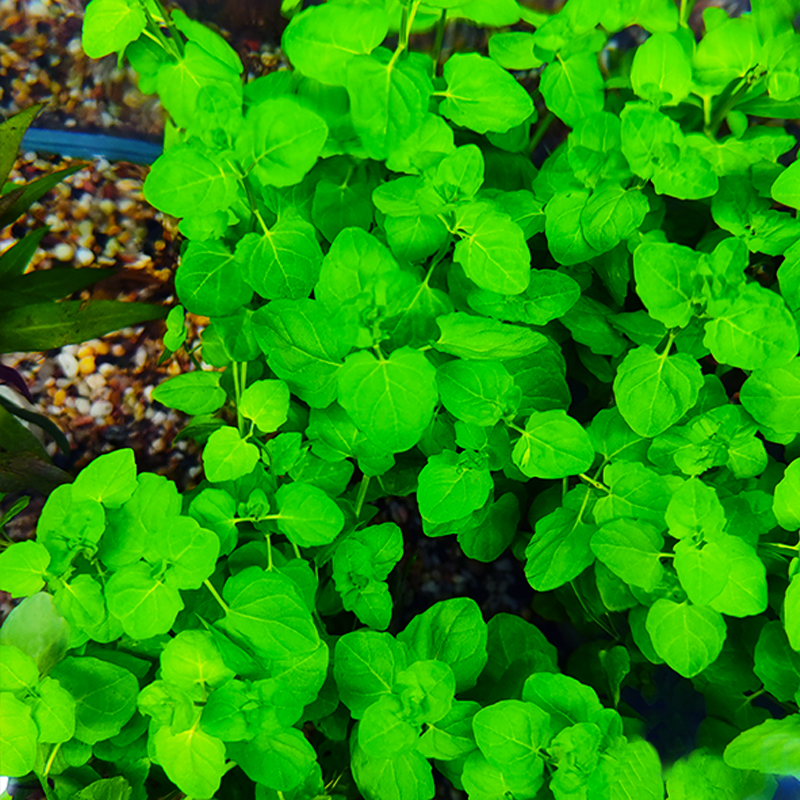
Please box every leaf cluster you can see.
[3,0,800,798]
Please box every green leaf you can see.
[581,184,649,254]
[435,313,545,361]
[454,202,531,295]
[152,370,226,416]
[358,694,418,758]
[703,283,799,370]
[254,298,352,409]
[488,32,541,70]
[665,477,726,541]
[54,574,107,634]
[707,536,768,618]
[667,749,771,800]
[724,715,800,775]
[82,0,146,58]
[631,32,693,106]
[203,427,261,483]
[155,516,220,590]
[512,410,595,479]
[144,145,234,218]
[473,700,551,778]
[520,672,604,733]
[334,630,409,719]
[439,53,534,134]
[607,739,665,800]
[545,190,599,267]
[540,51,604,127]
[351,738,434,800]
[645,599,727,678]
[417,450,493,525]
[593,461,672,527]
[50,656,138,744]
[0,300,167,354]
[740,358,800,437]
[32,676,76,744]
[282,1,389,86]
[235,217,323,301]
[398,597,488,693]
[105,562,184,640]
[525,505,596,592]
[0,692,38,776]
[276,482,345,546]
[613,345,704,438]
[239,379,290,433]
[771,160,800,209]
[787,574,800,652]
[0,540,50,597]
[316,226,399,310]
[100,473,182,570]
[0,645,38,693]
[230,728,317,792]
[346,51,432,161]
[153,723,228,799]
[0,593,70,676]
[774,459,800,531]
[437,360,519,426]
[633,242,701,329]
[673,538,730,606]
[221,566,319,659]
[591,519,664,592]
[239,97,328,187]
[338,347,437,453]
[754,621,800,702]
[70,448,137,509]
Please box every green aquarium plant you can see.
[0,104,168,494]
[1,0,800,798]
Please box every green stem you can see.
[44,743,61,777]
[659,552,675,559]
[430,9,447,78]
[150,0,185,57]
[679,0,696,27]
[528,111,554,156]
[760,542,799,551]
[266,533,274,571]
[354,475,371,518]
[232,362,245,436]
[706,77,758,138]
[578,472,609,493]
[204,579,229,613]
[140,0,180,59]
[291,540,302,560]
[659,329,677,358]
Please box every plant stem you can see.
[140,0,180,59]
[204,579,229,613]
[151,0,185,57]
[354,475,371,518]
[44,743,61,777]
[431,9,447,78]
[232,362,245,436]
[266,533,274,571]
[291,540,302,560]
[528,111,554,156]
[578,473,609,492]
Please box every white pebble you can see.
[86,373,105,392]
[56,352,78,379]
[75,397,91,415]
[151,411,167,425]
[45,214,67,232]
[90,400,113,419]
[98,363,115,377]
[75,247,94,266]
[53,243,74,262]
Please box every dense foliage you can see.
[2,0,800,798]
